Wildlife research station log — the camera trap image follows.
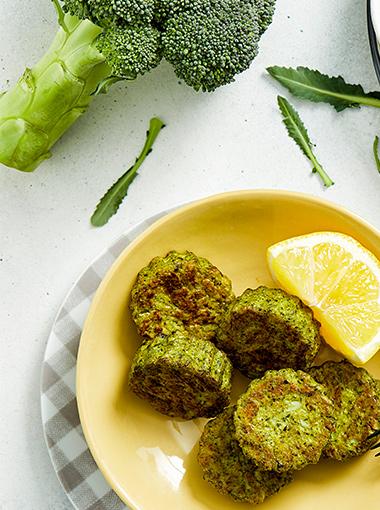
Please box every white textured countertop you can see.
[1,0,380,508]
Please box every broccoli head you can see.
[63,0,274,86]
[0,0,277,171]
[162,0,261,91]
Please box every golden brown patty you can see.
[216,287,321,378]
[130,250,235,342]
[198,406,293,503]
[128,330,232,419]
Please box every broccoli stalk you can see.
[0,9,112,171]
[0,0,276,172]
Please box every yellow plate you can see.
[77,190,380,510]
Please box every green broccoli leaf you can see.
[268,67,380,112]
[91,117,165,227]
[374,136,380,174]
[51,0,67,30]
[277,96,334,187]
[92,76,125,95]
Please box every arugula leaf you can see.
[374,136,380,174]
[91,117,165,227]
[268,67,380,112]
[277,96,334,187]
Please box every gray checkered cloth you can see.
[40,211,168,510]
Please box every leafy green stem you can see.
[309,153,334,187]
[277,96,334,187]
[91,117,166,227]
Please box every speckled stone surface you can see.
[1,0,380,508]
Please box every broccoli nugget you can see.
[130,250,235,342]
[234,369,334,472]
[216,286,321,378]
[128,331,232,419]
[198,406,293,503]
[309,360,380,461]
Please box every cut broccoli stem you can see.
[0,14,112,172]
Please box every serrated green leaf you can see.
[278,96,311,158]
[268,67,380,112]
[91,117,165,227]
[374,136,380,174]
[277,96,334,187]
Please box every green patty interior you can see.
[198,406,293,503]
[234,369,334,472]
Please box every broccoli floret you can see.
[249,0,276,35]
[96,25,162,77]
[64,0,155,24]
[154,0,206,22]
[0,0,277,172]
[62,0,86,17]
[63,0,161,77]
[162,0,261,91]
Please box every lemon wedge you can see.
[267,232,380,364]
